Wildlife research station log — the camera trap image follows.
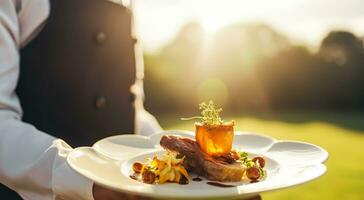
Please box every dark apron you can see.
[1,0,136,198]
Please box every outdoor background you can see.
[133,0,364,199]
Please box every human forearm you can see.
[0,111,94,200]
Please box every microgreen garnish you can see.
[237,151,266,179]
[260,168,267,178]
[181,100,224,125]
[239,152,248,159]
[240,154,255,167]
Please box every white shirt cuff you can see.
[52,140,94,200]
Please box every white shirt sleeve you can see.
[0,0,94,199]
[132,80,163,136]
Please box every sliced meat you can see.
[160,135,246,182]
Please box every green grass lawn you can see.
[158,112,364,200]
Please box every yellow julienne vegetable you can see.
[139,152,190,184]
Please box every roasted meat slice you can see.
[160,135,246,182]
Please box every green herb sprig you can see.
[181,100,224,125]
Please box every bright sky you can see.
[132,0,364,51]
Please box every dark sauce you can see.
[129,174,138,180]
[192,177,202,182]
[206,182,235,188]
[250,179,259,183]
[178,176,189,185]
[179,180,189,185]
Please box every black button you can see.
[132,37,138,44]
[95,32,106,44]
[95,96,106,109]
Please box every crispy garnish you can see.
[134,152,190,184]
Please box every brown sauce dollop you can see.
[192,177,202,182]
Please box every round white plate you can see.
[67,130,328,199]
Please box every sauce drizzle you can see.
[129,174,138,180]
[178,176,189,185]
[192,177,202,182]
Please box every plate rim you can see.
[67,130,328,199]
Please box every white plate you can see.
[67,130,328,199]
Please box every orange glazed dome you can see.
[195,121,234,156]
[181,101,235,156]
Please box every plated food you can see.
[131,101,266,185]
[130,152,190,184]
[68,120,328,199]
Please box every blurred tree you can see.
[144,23,364,115]
[206,23,291,111]
[144,22,205,114]
[258,46,320,109]
[318,31,364,109]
